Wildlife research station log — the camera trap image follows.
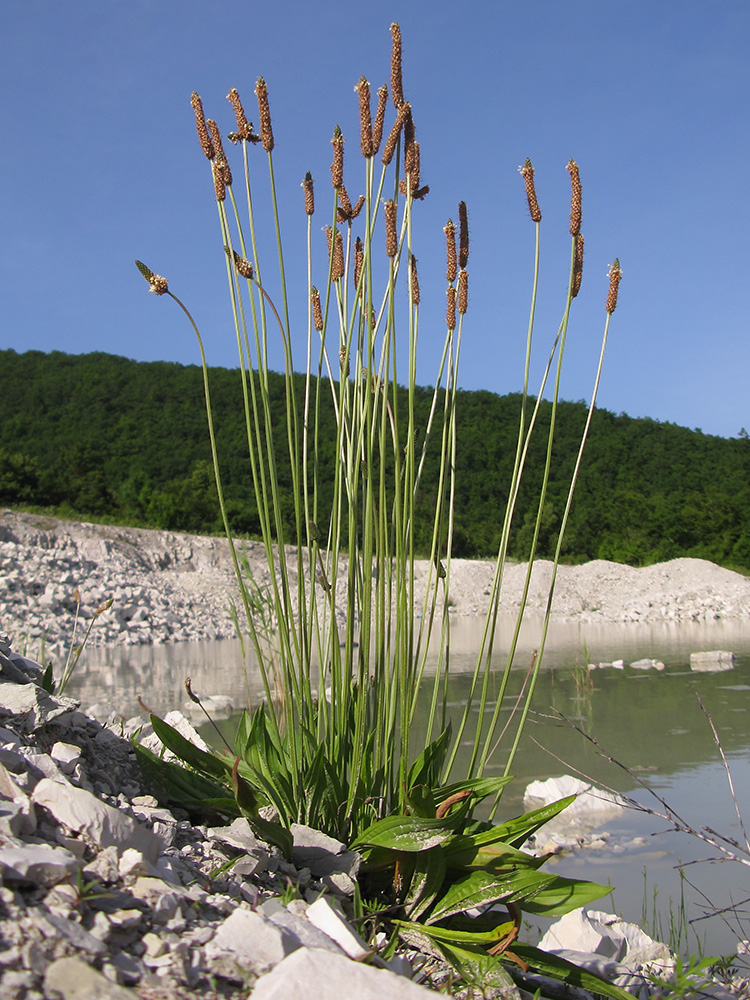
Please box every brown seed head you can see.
[339,348,350,378]
[207,121,232,187]
[400,138,420,197]
[382,101,410,166]
[571,234,584,298]
[606,258,622,314]
[458,269,468,314]
[458,201,469,269]
[326,226,344,281]
[333,233,345,280]
[410,254,420,306]
[136,260,169,296]
[444,219,457,283]
[372,84,388,155]
[311,286,323,331]
[354,237,364,290]
[402,105,415,170]
[330,125,344,188]
[390,23,404,109]
[446,286,456,330]
[355,77,373,158]
[255,77,274,152]
[519,158,542,223]
[350,195,365,219]
[212,162,226,201]
[225,246,254,279]
[337,184,353,221]
[384,199,398,258]
[226,88,259,143]
[302,171,314,216]
[190,92,215,160]
[567,159,582,236]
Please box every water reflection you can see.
[68,614,750,954]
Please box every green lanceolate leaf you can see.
[511,944,634,1000]
[133,743,237,816]
[404,784,437,819]
[233,710,252,758]
[41,661,56,694]
[352,811,463,854]
[404,844,446,920]
[492,795,577,848]
[231,758,293,860]
[432,940,517,994]
[149,715,230,779]
[436,775,514,807]
[519,873,611,916]
[407,724,452,789]
[444,831,545,872]
[394,918,516,947]
[426,867,609,924]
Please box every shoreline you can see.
[3,508,750,657]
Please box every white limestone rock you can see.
[44,956,135,1000]
[251,946,437,999]
[0,842,79,886]
[31,776,161,862]
[691,650,735,672]
[205,906,300,979]
[0,682,78,730]
[630,658,666,670]
[50,741,82,773]
[539,907,674,991]
[291,821,361,879]
[306,896,371,960]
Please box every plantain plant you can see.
[134,22,625,995]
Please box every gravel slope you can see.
[2,509,750,654]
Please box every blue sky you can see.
[1,1,748,438]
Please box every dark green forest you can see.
[2,348,749,571]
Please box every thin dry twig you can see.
[694,688,750,855]
[531,709,750,869]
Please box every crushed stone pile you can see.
[3,510,750,660]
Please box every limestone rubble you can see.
[3,509,750,663]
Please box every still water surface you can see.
[69,615,750,955]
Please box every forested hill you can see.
[2,348,749,570]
